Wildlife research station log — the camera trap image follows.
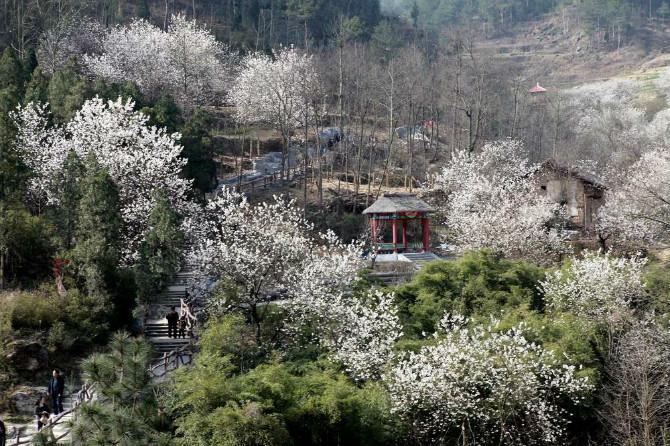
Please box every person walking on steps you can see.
[34,396,50,431]
[48,369,65,415]
[166,306,179,339]
[178,315,187,339]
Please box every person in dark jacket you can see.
[166,306,179,339]
[47,369,65,415]
[34,396,50,431]
[0,417,6,446]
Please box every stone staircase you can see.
[399,251,441,266]
[5,391,74,444]
[144,267,195,358]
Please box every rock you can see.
[5,339,49,373]
[9,385,48,414]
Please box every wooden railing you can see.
[179,298,197,335]
[234,166,305,194]
[9,348,193,445]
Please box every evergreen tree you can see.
[135,0,150,18]
[0,47,25,93]
[72,153,122,299]
[55,150,85,249]
[135,189,183,303]
[0,85,27,202]
[48,65,90,123]
[23,48,38,80]
[141,94,183,132]
[71,332,164,445]
[181,109,217,198]
[23,67,50,105]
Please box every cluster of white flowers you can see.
[541,251,647,324]
[386,314,592,445]
[84,14,233,108]
[230,47,319,131]
[188,188,402,381]
[310,289,401,382]
[597,147,670,245]
[12,97,191,262]
[428,140,566,262]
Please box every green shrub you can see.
[170,359,397,446]
[395,250,545,337]
[9,284,112,350]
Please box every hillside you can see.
[475,6,670,87]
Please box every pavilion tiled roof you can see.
[362,193,433,214]
[529,83,547,93]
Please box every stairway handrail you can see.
[10,346,193,445]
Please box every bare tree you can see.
[602,323,670,446]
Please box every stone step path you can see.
[5,394,74,444]
[5,265,199,444]
[145,267,196,358]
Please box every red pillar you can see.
[370,216,377,242]
[392,218,398,253]
[421,217,430,252]
[402,219,408,251]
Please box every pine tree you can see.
[23,67,50,105]
[181,109,217,198]
[135,189,184,303]
[48,65,90,123]
[56,150,85,249]
[73,153,122,299]
[71,332,162,445]
[0,47,25,92]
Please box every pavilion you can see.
[362,193,433,253]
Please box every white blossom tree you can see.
[386,314,592,445]
[12,97,192,262]
[84,14,233,109]
[230,47,320,179]
[541,251,647,325]
[37,16,104,74]
[426,140,566,263]
[324,289,402,381]
[597,147,670,246]
[186,188,362,342]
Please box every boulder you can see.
[5,339,49,373]
[9,385,48,414]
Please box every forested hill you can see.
[1,0,381,53]
[384,0,670,34]
[4,0,670,55]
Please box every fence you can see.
[10,347,194,445]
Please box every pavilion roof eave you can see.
[362,193,433,215]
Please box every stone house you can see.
[537,159,607,231]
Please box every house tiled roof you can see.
[362,193,433,214]
[541,159,607,189]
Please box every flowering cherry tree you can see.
[597,147,670,246]
[541,251,647,324]
[12,97,191,262]
[386,314,592,445]
[84,14,232,109]
[187,189,361,341]
[230,47,319,178]
[324,290,402,381]
[426,140,566,263]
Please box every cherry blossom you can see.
[426,140,566,263]
[541,251,647,324]
[12,97,191,262]
[597,147,670,246]
[230,47,319,176]
[84,14,233,109]
[386,314,592,445]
